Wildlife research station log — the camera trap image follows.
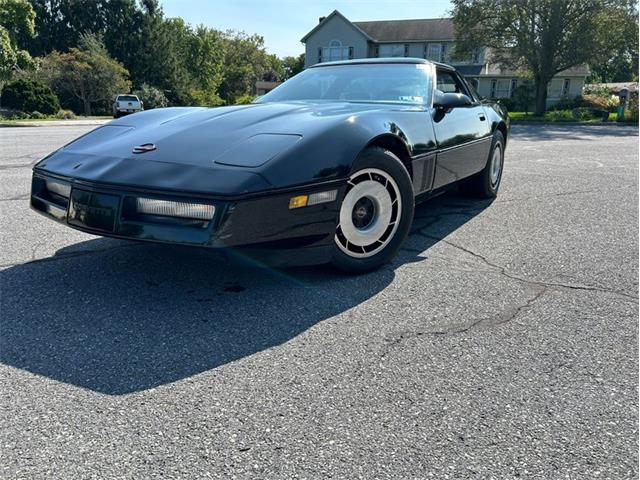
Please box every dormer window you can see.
[319,40,353,63]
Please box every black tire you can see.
[461,130,505,198]
[330,147,414,273]
[113,112,120,119]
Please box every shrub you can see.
[546,110,573,121]
[0,80,60,115]
[55,109,76,119]
[496,97,514,111]
[0,110,29,120]
[582,92,619,112]
[512,84,534,112]
[570,107,607,121]
[550,95,582,111]
[133,84,168,109]
[623,93,638,122]
[234,94,256,105]
[29,111,47,119]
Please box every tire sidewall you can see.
[331,147,414,273]
[484,131,504,197]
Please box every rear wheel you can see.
[461,130,504,198]
[331,147,414,273]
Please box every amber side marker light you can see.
[289,190,337,209]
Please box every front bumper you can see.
[30,172,344,266]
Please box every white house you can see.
[301,10,589,105]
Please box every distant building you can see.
[301,10,589,105]
[255,81,282,96]
[585,82,638,94]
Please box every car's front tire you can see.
[330,147,414,273]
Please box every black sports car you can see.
[31,58,508,272]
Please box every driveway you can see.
[1,124,638,479]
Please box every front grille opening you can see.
[32,176,70,207]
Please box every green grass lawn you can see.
[509,111,619,123]
[0,116,111,125]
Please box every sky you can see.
[162,0,453,58]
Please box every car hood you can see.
[34,102,421,195]
[68,102,414,165]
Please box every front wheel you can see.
[330,147,414,273]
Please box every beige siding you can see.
[407,43,424,58]
[304,16,369,67]
[472,76,587,106]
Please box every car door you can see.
[431,68,492,189]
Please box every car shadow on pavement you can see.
[1,192,491,395]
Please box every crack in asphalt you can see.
[422,232,638,302]
[383,226,636,359]
[0,193,29,202]
[379,283,547,361]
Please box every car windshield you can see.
[257,63,433,105]
[117,95,138,102]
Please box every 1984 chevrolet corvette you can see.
[31,58,508,273]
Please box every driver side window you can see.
[436,69,466,95]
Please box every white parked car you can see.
[112,94,143,118]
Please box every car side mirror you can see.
[433,91,472,111]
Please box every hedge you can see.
[0,80,61,115]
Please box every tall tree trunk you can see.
[83,98,91,116]
[534,76,549,116]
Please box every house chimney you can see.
[319,16,326,23]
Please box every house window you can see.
[562,78,571,96]
[320,40,351,63]
[441,43,451,63]
[425,43,442,61]
[378,43,407,57]
[490,79,510,98]
[547,79,563,98]
[510,79,518,98]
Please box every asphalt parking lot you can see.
[1,123,638,479]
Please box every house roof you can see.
[300,10,374,43]
[353,18,455,42]
[301,10,454,43]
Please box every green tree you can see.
[452,0,638,115]
[135,8,192,104]
[133,83,167,109]
[0,0,36,82]
[25,0,143,81]
[40,35,130,115]
[219,32,272,104]
[281,54,305,79]
[263,54,285,82]
[185,25,225,106]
